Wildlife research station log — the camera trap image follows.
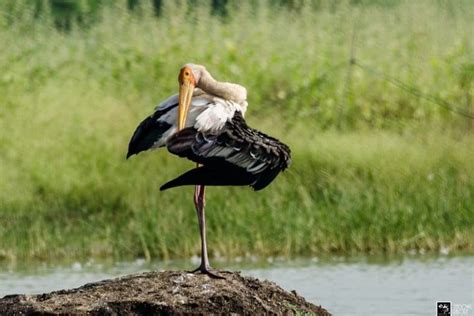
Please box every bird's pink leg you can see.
[194,184,209,268]
[189,181,224,279]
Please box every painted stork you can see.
[127,64,291,277]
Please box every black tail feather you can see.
[160,166,255,191]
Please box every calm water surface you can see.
[1,256,472,316]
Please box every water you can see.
[1,256,472,316]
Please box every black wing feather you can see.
[160,165,254,190]
[164,111,291,191]
[126,105,175,159]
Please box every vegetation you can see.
[0,1,473,263]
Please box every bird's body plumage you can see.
[127,85,290,191]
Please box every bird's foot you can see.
[187,265,226,279]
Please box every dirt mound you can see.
[0,270,330,315]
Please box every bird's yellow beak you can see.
[177,67,196,131]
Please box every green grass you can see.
[0,1,473,263]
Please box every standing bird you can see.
[127,64,291,278]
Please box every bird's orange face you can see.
[177,66,196,131]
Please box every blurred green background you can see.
[0,0,472,264]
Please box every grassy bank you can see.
[0,1,473,262]
[1,128,472,262]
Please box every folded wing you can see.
[161,111,291,191]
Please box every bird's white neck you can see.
[198,70,247,104]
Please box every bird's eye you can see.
[185,72,190,76]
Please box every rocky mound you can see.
[0,270,330,315]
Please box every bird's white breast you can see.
[194,97,245,134]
